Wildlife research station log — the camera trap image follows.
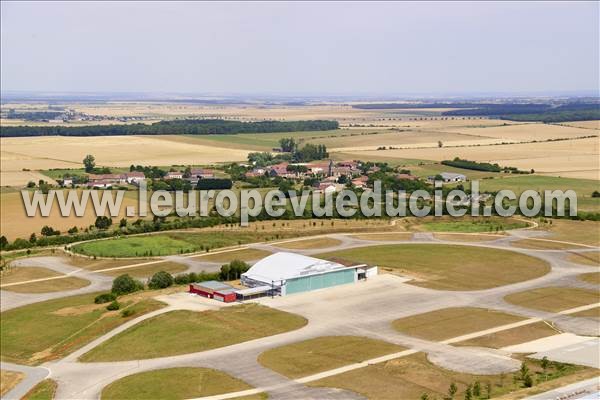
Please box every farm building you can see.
[440,172,467,182]
[241,252,377,296]
[189,280,237,302]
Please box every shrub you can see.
[94,292,117,304]
[106,300,120,311]
[147,271,174,290]
[111,274,144,295]
[121,308,135,317]
[174,274,191,285]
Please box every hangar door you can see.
[285,269,355,295]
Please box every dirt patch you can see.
[0,370,25,396]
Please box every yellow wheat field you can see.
[340,137,599,179]
[1,135,251,185]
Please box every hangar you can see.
[241,252,377,296]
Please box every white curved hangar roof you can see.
[242,252,347,283]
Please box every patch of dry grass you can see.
[433,233,503,242]
[276,237,342,250]
[455,322,558,349]
[65,256,151,271]
[99,261,188,278]
[195,248,272,263]
[0,369,24,396]
[511,239,590,250]
[349,233,413,241]
[392,307,525,342]
[100,367,255,400]
[2,276,91,293]
[309,352,595,400]
[570,307,600,318]
[80,304,308,362]
[578,272,600,285]
[567,251,600,267]
[258,336,404,379]
[0,266,62,284]
[536,220,600,247]
[504,287,600,312]
[319,244,550,291]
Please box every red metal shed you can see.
[213,289,237,303]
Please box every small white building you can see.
[435,172,467,182]
[165,171,183,180]
[125,172,146,184]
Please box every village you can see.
[56,156,467,196]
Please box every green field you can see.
[21,379,57,400]
[71,231,275,257]
[476,175,600,212]
[418,217,528,232]
[180,129,360,150]
[80,304,307,362]
[258,336,404,379]
[0,293,165,365]
[100,367,262,400]
[319,244,550,290]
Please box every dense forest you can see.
[352,102,600,122]
[0,119,339,137]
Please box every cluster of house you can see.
[244,160,422,192]
[76,161,466,191]
[85,172,146,188]
[83,168,216,188]
[163,168,216,184]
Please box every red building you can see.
[189,281,237,303]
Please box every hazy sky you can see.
[1,1,598,95]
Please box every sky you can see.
[1,1,599,96]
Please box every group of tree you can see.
[130,164,167,179]
[442,157,502,172]
[442,157,531,174]
[151,178,193,191]
[111,274,145,296]
[96,261,249,309]
[292,143,328,162]
[82,154,111,174]
[219,260,250,280]
[278,137,297,152]
[94,216,113,230]
[41,225,60,236]
[196,178,233,190]
[247,152,290,168]
[0,119,339,137]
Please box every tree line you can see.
[441,157,531,174]
[351,102,600,122]
[0,119,339,137]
